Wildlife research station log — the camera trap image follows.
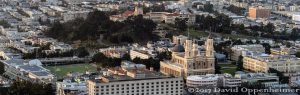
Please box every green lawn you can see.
[45,64,97,79]
[185,29,209,38]
[219,64,237,67]
[219,64,237,75]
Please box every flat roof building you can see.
[87,61,184,95]
[248,6,271,19]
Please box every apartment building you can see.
[243,53,300,74]
[231,44,265,61]
[86,61,184,95]
[248,6,271,19]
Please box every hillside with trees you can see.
[45,10,158,44]
[0,80,54,95]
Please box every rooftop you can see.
[91,61,173,83]
[187,74,219,81]
[30,71,52,77]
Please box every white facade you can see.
[243,53,300,74]
[87,61,183,95]
[231,44,265,61]
[186,74,242,88]
[292,14,300,22]
[186,74,218,88]
[87,78,183,95]
[129,50,152,59]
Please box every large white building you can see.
[231,44,265,61]
[186,74,241,88]
[129,44,157,60]
[243,53,300,75]
[292,14,300,24]
[1,59,54,83]
[187,74,218,88]
[86,61,184,95]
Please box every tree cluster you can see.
[0,61,4,75]
[91,51,171,71]
[45,10,158,44]
[91,52,122,68]
[22,47,89,59]
[174,18,188,31]
[0,20,11,28]
[236,55,244,71]
[261,43,271,54]
[143,4,174,13]
[1,80,55,95]
[296,52,300,58]
[195,13,231,34]
[224,5,246,15]
[192,3,214,13]
[268,68,289,84]
[195,13,299,41]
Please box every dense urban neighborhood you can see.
[0,0,300,95]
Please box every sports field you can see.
[45,64,97,79]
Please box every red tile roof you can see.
[122,11,134,17]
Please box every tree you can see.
[263,23,275,33]
[92,52,122,68]
[174,18,188,31]
[0,61,4,75]
[76,47,89,57]
[156,51,172,60]
[225,5,246,15]
[215,58,221,74]
[45,10,158,44]
[132,57,160,70]
[296,52,300,58]
[122,53,131,61]
[92,52,108,63]
[203,3,214,13]
[290,28,300,41]
[236,55,243,71]
[268,68,289,83]
[8,80,54,95]
[261,43,271,54]
[0,20,11,28]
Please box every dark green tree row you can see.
[195,13,231,34]
[224,5,246,15]
[143,4,174,13]
[195,13,300,41]
[0,80,54,95]
[22,47,89,59]
[45,10,158,44]
[92,51,171,70]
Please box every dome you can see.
[172,44,185,52]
